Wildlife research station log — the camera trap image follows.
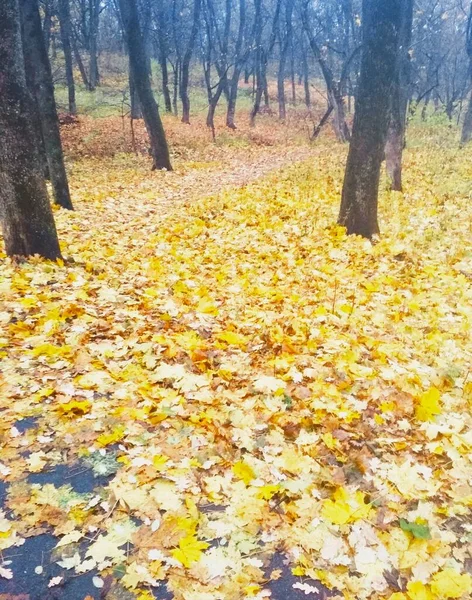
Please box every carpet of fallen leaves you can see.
[1,118,472,600]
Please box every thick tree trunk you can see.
[338,0,401,238]
[21,0,73,210]
[58,0,76,115]
[385,0,414,191]
[118,0,172,171]
[129,61,142,119]
[180,0,201,124]
[0,0,61,259]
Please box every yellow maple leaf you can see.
[197,296,219,315]
[256,484,280,500]
[97,425,125,446]
[406,581,434,600]
[153,454,169,471]
[232,460,256,485]
[415,387,441,422]
[216,330,249,348]
[321,487,371,525]
[57,399,92,417]
[430,569,472,599]
[171,534,209,568]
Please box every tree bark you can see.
[338,0,401,238]
[180,0,201,124]
[58,0,76,115]
[0,0,61,259]
[129,61,142,119]
[385,0,414,191]
[118,0,172,171]
[21,0,73,210]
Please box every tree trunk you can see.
[385,0,414,191]
[129,61,142,119]
[0,0,61,259]
[42,0,52,52]
[156,12,172,113]
[278,0,294,123]
[338,0,401,238]
[303,52,310,107]
[118,0,172,171]
[88,0,100,90]
[20,0,73,210]
[173,60,179,116]
[71,32,91,89]
[58,0,76,115]
[180,0,201,124]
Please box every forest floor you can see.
[1,112,472,600]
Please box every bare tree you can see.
[118,0,172,170]
[58,0,76,114]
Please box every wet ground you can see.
[0,418,332,600]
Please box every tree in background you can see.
[58,0,76,114]
[338,0,401,238]
[21,0,73,210]
[461,3,472,145]
[0,0,62,259]
[118,0,172,170]
[385,0,414,192]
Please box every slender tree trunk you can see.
[89,0,100,90]
[290,41,296,104]
[180,0,201,124]
[277,35,288,120]
[58,0,76,114]
[338,0,401,238]
[0,0,61,259]
[156,12,172,113]
[118,0,172,170]
[173,60,179,116]
[278,0,294,122]
[21,0,73,209]
[385,0,413,191]
[303,52,310,107]
[71,32,91,90]
[42,0,52,52]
